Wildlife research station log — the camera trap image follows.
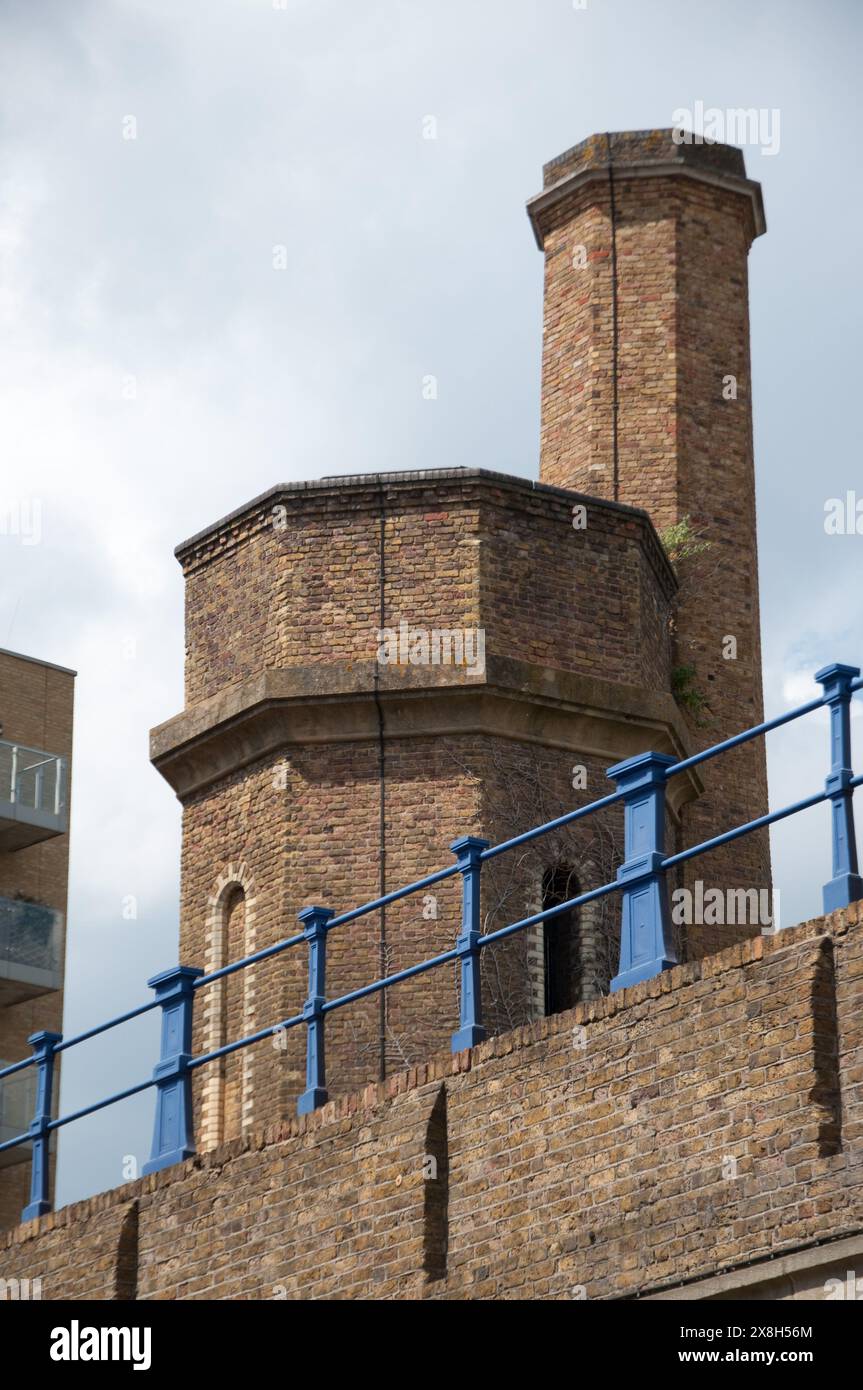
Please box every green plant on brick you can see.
[671,663,710,725]
[659,515,712,570]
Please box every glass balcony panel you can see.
[0,896,62,1004]
[0,740,68,849]
[0,1063,35,1166]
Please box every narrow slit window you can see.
[542,866,580,1016]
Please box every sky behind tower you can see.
[0,0,860,1205]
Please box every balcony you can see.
[0,739,68,852]
[0,1063,35,1168]
[0,896,62,1006]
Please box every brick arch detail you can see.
[526,857,606,1018]
[201,862,259,1150]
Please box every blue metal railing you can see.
[2,661,862,1221]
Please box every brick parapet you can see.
[3,904,860,1300]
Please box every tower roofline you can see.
[174,465,677,591]
[0,646,77,678]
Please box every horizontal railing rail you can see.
[0,739,67,817]
[4,661,862,1221]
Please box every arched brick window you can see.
[220,886,246,1140]
[201,865,258,1149]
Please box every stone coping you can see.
[0,646,77,678]
[173,466,677,598]
[527,127,766,249]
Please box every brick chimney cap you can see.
[528,128,766,248]
[542,129,747,185]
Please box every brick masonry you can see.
[146,131,775,1144]
[154,469,712,1130]
[530,129,771,901]
[2,903,861,1301]
[176,472,675,705]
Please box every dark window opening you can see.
[542,866,580,1016]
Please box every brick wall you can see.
[180,729,726,1129]
[177,472,675,704]
[157,469,703,1133]
[3,904,862,1300]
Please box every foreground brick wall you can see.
[4,904,862,1300]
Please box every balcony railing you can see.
[0,1064,36,1169]
[0,661,861,1224]
[0,740,68,851]
[0,897,63,1005]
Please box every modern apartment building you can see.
[0,648,74,1230]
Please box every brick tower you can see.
[151,129,770,1145]
[528,130,770,898]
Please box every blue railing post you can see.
[21,1029,61,1222]
[816,662,863,913]
[143,965,203,1175]
[297,905,333,1115]
[450,835,489,1051]
[608,752,677,993]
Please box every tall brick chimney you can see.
[528,129,770,897]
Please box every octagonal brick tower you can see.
[152,469,706,1144]
[151,129,772,1146]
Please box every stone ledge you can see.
[150,654,701,806]
[640,1229,863,1301]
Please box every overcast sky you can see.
[1,0,861,1207]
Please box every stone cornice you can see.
[527,158,766,250]
[150,655,702,813]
